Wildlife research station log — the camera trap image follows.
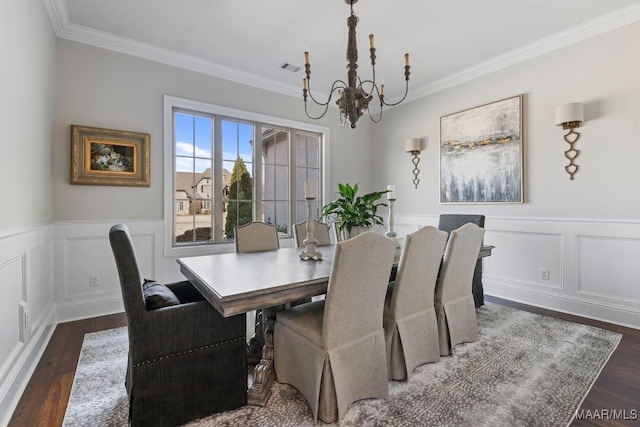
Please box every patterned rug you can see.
[62,303,621,427]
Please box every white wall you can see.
[371,22,640,328]
[0,1,58,424]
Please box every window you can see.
[164,96,329,255]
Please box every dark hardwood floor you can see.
[8,297,639,426]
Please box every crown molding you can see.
[406,3,640,102]
[44,0,69,36]
[43,0,302,100]
[45,0,640,104]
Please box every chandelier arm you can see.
[306,80,347,107]
[380,80,410,107]
[304,100,331,121]
[367,64,377,97]
[367,107,383,123]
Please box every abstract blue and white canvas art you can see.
[440,95,523,203]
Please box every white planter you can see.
[342,226,370,240]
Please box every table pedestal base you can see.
[247,306,277,406]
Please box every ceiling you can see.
[47,0,640,104]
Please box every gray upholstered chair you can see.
[293,219,331,247]
[383,226,448,380]
[438,214,486,307]
[435,223,485,356]
[274,231,397,423]
[109,224,247,427]
[234,221,280,253]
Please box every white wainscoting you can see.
[0,223,56,426]
[53,219,299,339]
[3,215,639,423]
[394,214,640,330]
[54,220,167,322]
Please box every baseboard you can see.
[485,280,640,330]
[0,304,56,427]
[56,295,124,323]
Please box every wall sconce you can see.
[405,138,421,189]
[555,103,584,180]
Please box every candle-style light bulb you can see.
[387,185,396,200]
[380,84,385,96]
[369,34,375,49]
[304,180,315,199]
[404,53,410,66]
[304,51,310,65]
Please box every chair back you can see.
[389,226,447,319]
[234,221,280,253]
[322,231,397,348]
[109,224,144,324]
[293,220,331,247]
[438,214,485,236]
[436,223,485,303]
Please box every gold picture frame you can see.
[71,125,150,186]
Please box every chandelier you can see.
[302,0,411,129]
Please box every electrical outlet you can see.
[540,268,550,281]
[90,273,101,287]
[19,302,30,342]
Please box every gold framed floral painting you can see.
[71,125,150,186]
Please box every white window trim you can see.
[163,95,331,258]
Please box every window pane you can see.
[175,113,194,156]
[174,111,213,244]
[263,200,275,225]
[262,127,289,234]
[295,131,321,222]
[275,201,289,235]
[222,120,255,240]
[263,163,275,200]
[194,116,212,159]
[307,136,319,168]
[296,201,308,224]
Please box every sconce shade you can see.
[405,138,421,152]
[555,103,584,126]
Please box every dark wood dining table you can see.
[178,242,494,406]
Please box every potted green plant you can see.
[321,183,389,239]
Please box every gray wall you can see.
[371,22,640,218]
[52,40,373,221]
[0,0,56,232]
[0,1,57,423]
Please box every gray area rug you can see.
[62,303,621,427]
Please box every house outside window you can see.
[163,96,329,256]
